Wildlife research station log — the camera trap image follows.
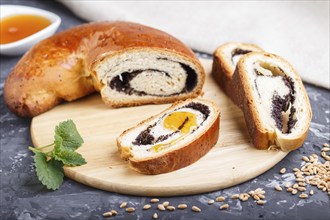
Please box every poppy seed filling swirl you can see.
[253,62,297,134]
[109,59,198,97]
[133,102,210,146]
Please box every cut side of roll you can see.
[117,99,220,175]
[95,49,204,107]
[4,21,205,117]
[232,52,312,151]
[212,42,263,105]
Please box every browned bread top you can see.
[4,21,204,117]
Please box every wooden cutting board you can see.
[31,58,288,196]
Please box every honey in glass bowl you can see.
[0,14,51,44]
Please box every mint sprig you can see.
[34,152,64,190]
[29,120,86,190]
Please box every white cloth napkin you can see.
[60,1,329,89]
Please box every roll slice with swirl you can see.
[4,21,205,117]
[232,52,312,151]
[117,99,220,175]
[212,42,263,105]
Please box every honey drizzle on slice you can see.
[152,111,197,152]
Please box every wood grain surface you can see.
[31,59,288,196]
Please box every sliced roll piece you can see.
[232,52,312,151]
[4,21,205,117]
[117,99,220,175]
[212,42,263,105]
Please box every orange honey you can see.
[0,14,51,44]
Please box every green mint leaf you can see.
[54,133,63,152]
[53,149,87,166]
[29,119,86,190]
[53,133,86,166]
[55,120,84,151]
[33,151,64,190]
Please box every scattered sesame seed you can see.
[220,204,229,210]
[120,202,127,209]
[102,212,112,217]
[150,198,159,203]
[298,186,306,192]
[293,168,300,172]
[216,196,225,202]
[302,156,310,162]
[125,207,135,213]
[208,199,215,205]
[192,206,201,212]
[143,204,151,210]
[177,204,187,209]
[256,200,266,205]
[296,178,305,182]
[157,204,165,211]
[321,147,330,152]
[299,193,308,199]
[241,196,249,202]
[275,185,283,191]
[258,194,265,199]
[167,206,175,211]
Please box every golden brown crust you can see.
[128,116,220,175]
[86,22,197,70]
[233,52,312,151]
[4,21,203,117]
[231,64,269,149]
[212,43,263,105]
[104,92,201,109]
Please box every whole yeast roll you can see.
[4,21,205,117]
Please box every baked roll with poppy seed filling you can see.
[212,42,263,105]
[232,52,312,151]
[117,99,220,175]
[4,21,205,117]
